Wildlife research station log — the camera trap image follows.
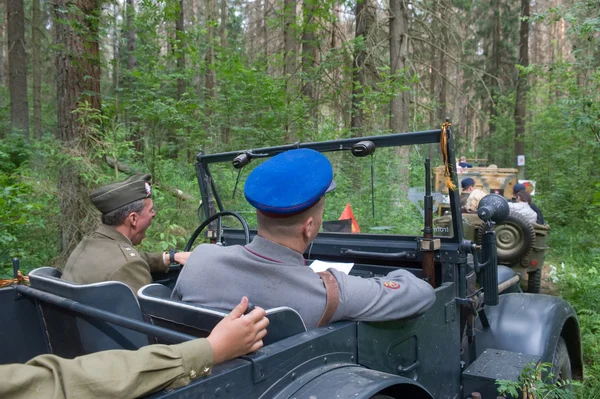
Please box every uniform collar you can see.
[97,224,133,245]
[245,235,306,266]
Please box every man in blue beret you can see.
[62,174,191,294]
[512,183,545,224]
[460,177,476,208]
[172,149,435,329]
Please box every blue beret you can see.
[244,149,336,215]
[461,177,475,189]
[513,183,526,194]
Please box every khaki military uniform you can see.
[460,192,470,208]
[0,339,213,399]
[61,224,168,294]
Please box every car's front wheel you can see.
[552,337,572,382]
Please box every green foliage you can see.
[0,135,61,278]
[547,226,600,391]
[496,362,580,399]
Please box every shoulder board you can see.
[119,242,140,259]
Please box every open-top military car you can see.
[1,125,582,398]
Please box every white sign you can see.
[309,260,354,275]
[517,155,525,166]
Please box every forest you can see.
[0,0,599,395]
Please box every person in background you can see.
[460,178,476,208]
[0,297,268,399]
[463,189,486,214]
[458,156,473,168]
[509,190,538,224]
[62,174,191,294]
[512,183,545,224]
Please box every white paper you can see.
[309,260,354,275]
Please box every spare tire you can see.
[477,213,536,264]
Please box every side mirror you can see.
[477,194,509,223]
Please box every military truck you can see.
[433,164,519,210]
[1,126,581,398]
[433,164,549,293]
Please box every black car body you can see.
[0,126,582,398]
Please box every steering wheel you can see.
[184,211,250,251]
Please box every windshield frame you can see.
[194,128,464,244]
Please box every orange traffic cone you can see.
[339,203,360,233]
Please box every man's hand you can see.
[162,251,192,266]
[207,297,268,364]
[174,251,190,265]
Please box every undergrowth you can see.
[546,222,600,397]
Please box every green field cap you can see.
[90,174,153,214]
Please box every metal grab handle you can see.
[397,360,420,374]
[341,249,408,259]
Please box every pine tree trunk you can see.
[0,1,5,87]
[283,0,297,141]
[437,12,448,124]
[389,0,409,134]
[219,0,229,143]
[32,0,43,138]
[351,0,373,135]
[514,0,529,173]
[7,0,29,138]
[262,0,268,61]
[488,6,501,139]
[301,0,317,127]
[176,0,186,98]
[126,0,136,70]
[54,0,101,258]
[112,4,119,92]
[389,0,410,194]
[220,0,227,48]
[205,0,215,104]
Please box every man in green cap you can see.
[61,174,190,294]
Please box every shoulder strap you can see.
[316,271,341,327]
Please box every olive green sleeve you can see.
[109,259,154,294]
[0,339,214,399]
[139,251,169,273]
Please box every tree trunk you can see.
[488,5,501,139]
[389,0,409,134]
[262,0,268,61]
[176,0,186,98]
[301,0,317,127]
[192,0,201,97]
[112,4,119,92]
[283,0,297,141]
[32,0,42,138]
[126,0,136,70]
[220,0,227,48]
[389,0,410,194]
[219,0,230,144]
[205,0,215,104]
[514,0,529,174]
[351,0,374,135]
[54,0,102,258]
[437,14,448,124]
[0,0,5,87]
[7,0,29,138]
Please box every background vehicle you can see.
[0,126,581,398]
[434,165,549,293]
[434,164,519,211]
